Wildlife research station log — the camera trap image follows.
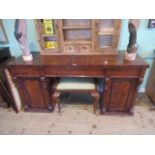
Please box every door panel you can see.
[103,78,137,113]
[109,79,131,110]
[93,19,121,53]
[17,77,52,112]
[23,79,46,109]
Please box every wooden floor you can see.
[0,93,155,135]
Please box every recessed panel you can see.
[98,35,113,47]
[64,29,91,41]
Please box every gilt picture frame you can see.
[0,20,8,44]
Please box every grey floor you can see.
[0,93,155,135]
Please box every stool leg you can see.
[52,92,61,112]
[57,98,61,113]
[90,92,100,114]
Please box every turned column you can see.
[40,77,53,112]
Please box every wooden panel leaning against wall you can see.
[35,19,121,55]
[146,59,155,103]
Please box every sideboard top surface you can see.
[6,51,149,69]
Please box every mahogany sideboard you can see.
[6,52,149,115]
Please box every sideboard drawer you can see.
[9,66,41,76]
[44,66,105,77]
[106,69,139,77]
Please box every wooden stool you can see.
[51,77,100,114]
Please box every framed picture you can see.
[148,19,155,28]
[0,19,8,44]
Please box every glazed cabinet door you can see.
[93,19,121,54]
[102,78,137,114]
[14,77,52,112]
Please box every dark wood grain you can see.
[6,52,149,114]
[7,52,148,68]
[103,78,136,114]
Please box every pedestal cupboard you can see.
[6,52,149,114]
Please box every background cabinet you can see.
[35,19,121,55]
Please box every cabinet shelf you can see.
[64,40,91,45]
[62,25,91,30]
[42,34,56,37]
[98,28,114,35]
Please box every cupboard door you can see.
[18,77,52,112]
[94,19,121,53]
[24,79,45,109]
[102,78,137,114]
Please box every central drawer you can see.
[43,66,105,77]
